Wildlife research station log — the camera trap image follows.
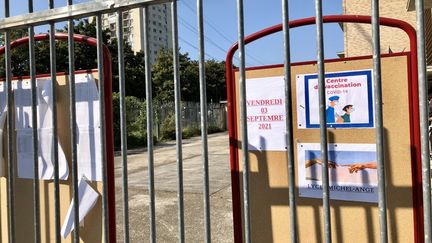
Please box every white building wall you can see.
[101,4,172,64]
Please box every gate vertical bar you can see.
[235,0,251,242]
[48,0,61,241]
[371,1,389,242]
[67,0,81,241]
[415,0,432,241]
[314,1,331,242]
[117,9,131,243]
[4,0,15,242]
[197,0,211,242]
[28,0,41,242]
[143,7,157,243]
[282,0,297,242]
[96,14,110,243]
[171,1,185,242]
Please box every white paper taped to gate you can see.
[61,176,99,239]
[296,70,374,129]
[297,143,378,203]
[0,82,7,177]
[13,79,69,180]
[245,76,286,151]
[75,73,102,181]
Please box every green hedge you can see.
[112,93,148,149]
[113,93,225,148]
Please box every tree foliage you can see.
[0,20,108,77]
[0,19,227,102]
[151,48,226,102]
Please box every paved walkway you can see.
[114,132,234,242]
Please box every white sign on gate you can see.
[246,76,286,151]
[298,143,378,203]
[297,70,374,129]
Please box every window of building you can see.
[124,27,129,34]
[109,23,116,31]
[124,19,132,27]
[153,28,157,33]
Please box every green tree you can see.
[109,38,146,97]
[0,20,111,77]
[0,20,227,103]
[205,59,227,102]
[151,48,226,102]
[152,48,198,102]
[0,20,148,98]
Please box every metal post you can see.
[314,1,331,242]
[282,0,297,242]
[48,1,61,241]
[197,0,211,242]
[117,9,131,243]
[96,14,110,243]
[235,0,251,242]
[171,1,185,242]
[28,0,41,242]
[4,0,15,242]
[371,1,389,242]
[143,7,157,243]
[67,0,80,241]
[415,0,432,241]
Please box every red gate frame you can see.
[0,33,116,243]
[226,15,422,243]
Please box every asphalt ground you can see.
[114,132,234,243]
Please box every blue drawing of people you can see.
[326,96,339,123]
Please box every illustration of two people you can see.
[326,96,354,123]
[305,159,377,173]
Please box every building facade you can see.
[343,0,415,57]
[101,4,172,64]
[342,0,432,76]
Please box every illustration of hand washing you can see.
[305,158,377,184]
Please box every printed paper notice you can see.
[75,74,102,181]
[297,70,374,129]
[61,177,99,239]
[0,82,6,176]
[246,76,286,151]
[13,79,69,180]
[298,143,378,203]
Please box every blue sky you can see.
[3,0,344,67]
[176,0,344,66]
